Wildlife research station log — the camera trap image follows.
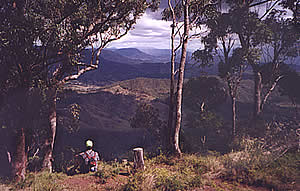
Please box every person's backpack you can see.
[85,151,97,168]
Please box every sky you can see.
[108,10,175,50]
[107,1,294,51]
[107,4,204,51]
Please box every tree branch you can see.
[259,0,281,20]
[261,75,284,111]
[60,63,98,85]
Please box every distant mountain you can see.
[82,48,300,85]
[290,63,300,72]
[100,49,142,65]
[80,48,218,84]
[114,48,156,62]
[138,48,171,62]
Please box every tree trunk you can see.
[167,0,176,151]
[12,128,27,181]
[173,0,190,156]
[133,148,145,171]
[42,88,57,172]
[231,96,236,138]
[253,70,262,119]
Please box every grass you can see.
[11,171,67,191]
[3,149,298,191]
[122,148,299,191]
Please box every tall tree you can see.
[163,0,219,155]
[162,0,181,151]
[174,0,190,155]
[1,0,158,179]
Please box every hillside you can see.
[56,76,298,160]
[56,78,170,160]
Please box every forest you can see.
[0,0,299,190]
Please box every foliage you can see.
[58,103,81,133]
[130,103,166,145]
[186,110,224,130]
[183,77,227,111]
[278,65,300,105]
[183,77,229,153]
[53,146,81,173]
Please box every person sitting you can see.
[70,139,100,174]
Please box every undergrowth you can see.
[123,147,299,191]
[12,171,66,191]
[94,160,122,184]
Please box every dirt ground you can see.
[60,174,128,191]
[57,174,271,191]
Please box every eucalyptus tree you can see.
[162,0,219,155]
[1,0,158,180]
[193,0,299,136]
[225,0,299,120]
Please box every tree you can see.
[1,0,158,180]
[163,0,219,155]
[223,0,298,122]
[193,0,299,136]
[228,1,270,120]
[172,0,190,155]
[162,0,180,152]
[162,0,190,155]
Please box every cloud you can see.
[108,12,173,49]
[108,10,202,50]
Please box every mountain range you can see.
[79,48,299,85]
[79,48,215,85]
